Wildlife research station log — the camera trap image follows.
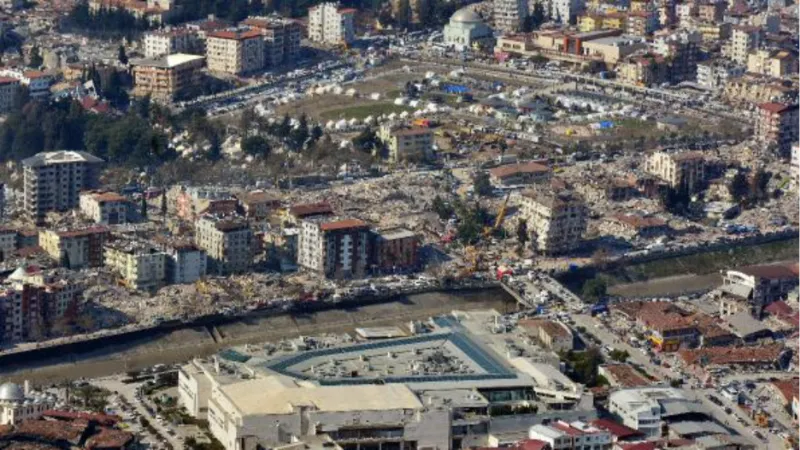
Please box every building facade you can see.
[645,151,705,192]
[695,61,744,91]
[298,217,371,278]
[242,16,303,67]
[308,3,355,45]
[0,383,54,425]
[195,215,253,275]
[756,102,799,155]
[494,0,528,33]
[143,29,194,58]
[747,49,797,78]
[378,123,435,162]
[161,242,207,284]
[373,228,420,273]
[79,191,129,225]
[723,25,761,64]
[132,53,205,102]
[0,77,18,113]
[517,187,587,255]
[39,227,110,269]
[104,240,168,291]
[206,29,265,75]
[22,151,103,224]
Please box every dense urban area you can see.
[0,0,796,449]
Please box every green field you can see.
[319,103,413,121]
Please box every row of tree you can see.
[0,98,175,167]
[65,2,151,38]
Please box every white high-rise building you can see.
[22,151,103,224]
[308,2,355,45]
[494,0,528,32]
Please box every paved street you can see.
[95,377,184,450]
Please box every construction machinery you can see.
[483,193,511,238]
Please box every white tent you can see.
[370,92,381,100]
[394,97,407,105]
[413,110,424,117]
[387,112,397,120]
[399,111,409,118]
[333,86,344,95]
[326,120,336,129]
[348,118,360,126]
[335,119,348,130]
[364,115,375,124]
[346,88,357,96]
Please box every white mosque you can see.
[0,381,55,425]
[443,8,494,50]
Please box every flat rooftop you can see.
[132,53,205,69]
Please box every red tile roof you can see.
[90,192,128,203]
[289,202,333,218]
[590,418,644,439]
[0,76,19,84]
[42,410,120,426]
[771,378,799,404]
[678,343,785,366]
[735,262,799,280]
[320,218,368,231]
[519,319,572,340]
[84,427,133,450]
[489,162,550,179]
[601,363,650,387]
[758,102,790,114]
[511,440,551,450]
[765,300,794,317]
[208,29,263,40]
[338,7,356,14]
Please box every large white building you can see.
[608,388,701,438]
[0,69,53,99]
[0,382,54,425]
[104,240,168,291]
[23,151,103,224]
[143,29,195,58]
[308,2,355,45]
[444,8,494,50]
[723,25,761,65]
[695,61,744,91]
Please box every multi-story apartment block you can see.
[756,102,799,155]
[625,11,658,36]
[551,0,585,25]
[722,264,799,319]
[132,53,205,102]
[494,0,528,32]
[0,270,83,343]
[0,69,52,99]
[157,240,207,284]
[653,29,701,82]
[645,151,705,192]
[617,54,669,87]
[195,215,253,275]
[791,144,799,187]
[143,28,194,58]
[206,29,265,75]
[723,25,761,65]
[22,151,103,224]
[104,240,168,291]
[0,77,19,113]
[308,3,355,45]
[747,49,797,78]
[520,319,574,352]
[39,227,109,269]
[373,228,420,273]
[695,60,744,91]
[0,228,15,260]
[298,217,371,278]
[517,187,587,255]
[697,1,724,22]
[609,388,694,438]
[378,123,435,162]
[79,191,129,225]
[242,16,303,67]
[391,0,428,24]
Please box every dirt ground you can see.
[608,273,723,298]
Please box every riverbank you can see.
[1,288,515,384]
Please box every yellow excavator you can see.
[483,193,511,238]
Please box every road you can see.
[95,377,184,450]
[570,313,765,447]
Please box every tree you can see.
[28,45,43,68]
[394,0,411,28]
[117,44,128,64]
[241,135,270,157]
[289,113,309,150]
[749,168,771,204]
[140,195,147,219]
[516,218,528,249]
[473,171,493,197]
[276,114,291,138]
[728,171,748,203]
[608,349,630,362]
[581,277,607,303]
[310,124,323,143]
[352,127,379,153]
[160,191,167,217]
[432,195,454,220]
[591,247,611,269]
